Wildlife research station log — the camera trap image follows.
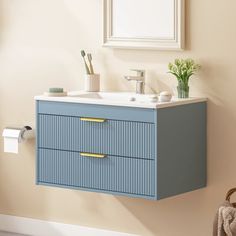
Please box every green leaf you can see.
[167,58,201,83]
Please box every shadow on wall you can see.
[115,188,209,236]
[185,0,191,51]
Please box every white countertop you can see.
[35,91,207,109]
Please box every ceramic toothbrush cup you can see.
[85,74,100,92]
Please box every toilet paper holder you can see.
[2,126,35,153]
[2,126,35,142]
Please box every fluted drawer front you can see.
[38,114,155,160]
[38,149,156,197]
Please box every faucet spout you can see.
[124,76,144,81]
[124,70,146,94]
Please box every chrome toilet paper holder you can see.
[19,126,35,141]
[2,126,35,153]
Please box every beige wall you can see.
[0,0,236,235]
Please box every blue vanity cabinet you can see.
[36,100,206,200]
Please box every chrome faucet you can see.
[124,70,145,94]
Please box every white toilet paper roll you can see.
[4,137,19,153]
[2,128,22,154]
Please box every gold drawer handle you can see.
[80,152,106,158]
[80,117,106,123]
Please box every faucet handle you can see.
[130,69,145,77]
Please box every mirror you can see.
[103,0,185,50]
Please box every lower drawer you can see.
[37,149,156,197]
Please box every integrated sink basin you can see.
[68,91,158,103]
[35,91,207,109]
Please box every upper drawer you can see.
[38,114,155,160]
[37,101,156,123]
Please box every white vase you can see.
[84,74,100,92]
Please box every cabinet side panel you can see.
[36,101,40,184]
[157,102,206,199]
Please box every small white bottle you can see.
[159,91,172,102]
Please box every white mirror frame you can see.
[103,0,185,50]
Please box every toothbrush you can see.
[87,53,94,74]
[81,50,90,74]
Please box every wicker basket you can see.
[226,188,236,207]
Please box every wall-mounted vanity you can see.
[34,0,204,201]
[103,0,185,50]
[35,92,206,200]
